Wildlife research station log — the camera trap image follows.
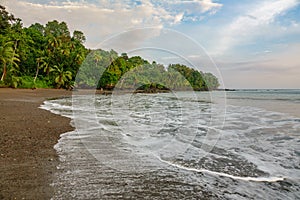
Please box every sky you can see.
[2,0,300,89]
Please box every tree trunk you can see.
[46,67,50,77]
[1,63,7,81]
[57,75,62,89]
[34,63,39,83]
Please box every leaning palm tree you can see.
[35,51,48,82]
[35,57,42,83]
[0,41,20,81]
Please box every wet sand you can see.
[0,88,73,199]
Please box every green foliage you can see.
[0,5,20,34]
[51,65,73,89]
[10,76,21,88]
[168,64,207,91]
[78,49,219,91]
[0,5,88,88]
[44,20,70,38]
[0,37,20,81]
[73,30,86,43]
[5,76,51,89]
[16,76,33,88]
[34,79,52,88]
[203,72,220,90]
[0,80,5,87]
[76,49,116,88]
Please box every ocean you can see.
[41,89,300,199]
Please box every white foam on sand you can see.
[157,156,285,182]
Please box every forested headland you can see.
[0,5,219,91]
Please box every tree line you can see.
[0,5,219,91]
[77,51,219,91]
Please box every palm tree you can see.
[52,64,72,88]
[47,36,60,49]
[34,50,50,82]
[93,51,102,69]
[0,41,20,81]
[35,56,44,82]
[35,51,51,77]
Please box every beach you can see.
[1,89,299,199]
[0,88,73,199]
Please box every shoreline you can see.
[0,88,73,199]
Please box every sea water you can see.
[41,89,300,199]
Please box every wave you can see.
[157,156,285,183]
[227,96,300,102]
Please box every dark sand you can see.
[0,88,73,199]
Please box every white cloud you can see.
[200,0,223,14]
[212,0,299,56]
[3,0,186,48]
[173,12,184,24]
[291,20,299,27]
[166,0,222,14]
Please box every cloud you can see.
[3,0,186,48]
[212,0,299,56]
[173,0,222,14]
[154,0,222,22]
[199,0,223,14]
